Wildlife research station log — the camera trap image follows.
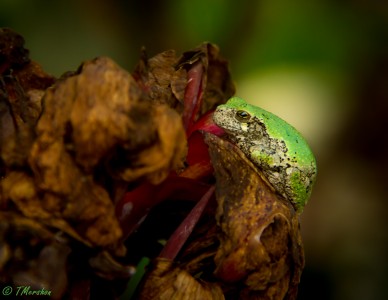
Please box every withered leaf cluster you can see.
[1,52,187,252]
[0,27,305,300]
[0,28,191,297]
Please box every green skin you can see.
[213,97,317,212]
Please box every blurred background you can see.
[1,0,387,299]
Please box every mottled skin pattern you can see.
[213,97,317,211]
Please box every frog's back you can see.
[224,97,317,210]
[227,97,315,170]
[258,107,316,169]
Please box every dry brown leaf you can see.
[205,133,304,300]
[109,103,187,184]
[133,49,187,111]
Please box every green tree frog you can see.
[213,97,317,212]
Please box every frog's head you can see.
[213,97,263,138]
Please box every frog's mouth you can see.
[186,110,226,138]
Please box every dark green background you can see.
[2,1,388,299]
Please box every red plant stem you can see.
[158,185,215,260]
[116,176,211,241]
[182,61,203,132]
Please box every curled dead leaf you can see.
[205,133,304,300]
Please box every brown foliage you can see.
[0,27,304,300]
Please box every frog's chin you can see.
[208,123,227,137]
[220,130,238,144]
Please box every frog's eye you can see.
[236,110,251,122]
